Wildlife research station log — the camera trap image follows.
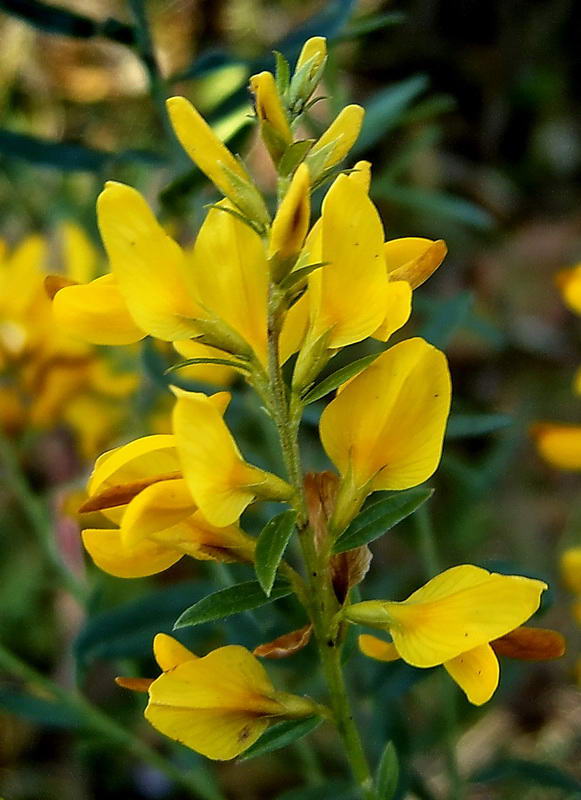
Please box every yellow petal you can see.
[153,633,198,670]
[1,235,46,319]
[166,96,252,199]
[320,337,451,491]
[190,204,268,364]
[97,182,200,341]
[296,36,327,74]
[60,222,98,285]
[173,340,237,386]
[82,528,182,578]
[88,434,180,496]
[280,292,310,363]
[268,164,310,260]
[249,71,292,143]
[307,105,365,173]
[52,275,145,345]
[308,172,388,347]
[384,564,547,668]
[556,264,581,314]
[532,423,581,470]
[172,390,274,526]
[120,479,197,547]
[358,634,400,662]
[561,547,581,594]
[348,160,371,193]
[372,280,412,341]
[384,238,448,290]
[444,644,499,706]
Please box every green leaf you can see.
[333,488,434,553]
[274,50,291,96]
[173,579,293,629]
[302,353,381,404]
[280,261,327,292]
[336,11,406,41]
[255,510,297,596]
[237,717,322,761]
[0,130,162,173]
[0,0,135,43]
[474,758,581,793]
[419,291,474,349]
[0,689,84,729]
[376,740,400,799]
[278,139,316,177]
[354,75,429,154]
[374,183,493,230]
[446,413,513,439]
[165,357,250,375]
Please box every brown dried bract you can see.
[491,626,566,661]
[330,545,372,604]
[304,471,339,551]
[253,624,313,659]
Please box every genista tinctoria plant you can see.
[51,38,564,797]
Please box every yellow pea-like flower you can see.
[249,71,293,148]
[268,163,311,265]
[556,263,581,315]
[97,182,201,342]
[320,338,450,528]
[307,104,364,177]
[145,644,321,760]
[172,389,294,527]
[384,237,448,290]
[561,547,581,595]
[295,36,327,77]
[532,422,581,470]
[348,564,548,703]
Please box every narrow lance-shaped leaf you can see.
[0,0,135,43]
[446,413,513,440]
[376,740,400,800]
[302,353,381,404]
[333,488,434,553]
[173,579,293,629]
[255,510,297,596]
[238,717,323,762]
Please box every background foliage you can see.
[0,1,579,798]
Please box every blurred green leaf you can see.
[446,413,513,439]
[75,581,212,666]
[374,183,493,230]
[376,740,400,799]
[255,511,297,596]
[353,75,429,154]
[336,11,406,41]
[277,782,354,800]
[0,689,84,729]
[174,579,293,629]
[333,488,434,553]
[274,51,291,96]
[0,130,163,172]
[238,717,322,762]
[474,758,581,793]
[0,0,135,43]
[302,353,381,404]
[419,291,474,349]
[399,94,456,125]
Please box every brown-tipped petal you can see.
[304,471,339,552]
[253,625,313,659]
[331,546,372,604]
[491,626,566,661]
[79,471,182,513]
[115,676,155,692]
[44,274,77,300]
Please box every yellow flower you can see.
[532,422,581,470]
[166,96,270,226]
[249,71,292,161]
[359,622,563,706]
[172,389,293,526]
[118,636,321,760]
[320,337,450,530]
[268,163,311,273]
[384,236,448,290]
[295,36,327,78]
[562,547,581,595]
[80,424,255,578]
[345,564,548,705]
[556,263,581,315]
[307,105,365,179]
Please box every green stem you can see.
[264,289,376,800]
[413,505,463,800]
[0,430,87,604]
[0,642,223,800]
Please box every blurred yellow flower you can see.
[346,564,547,705]
[532,422,581,470]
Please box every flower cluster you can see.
[51,38,560,764]
[0,225,137,457]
